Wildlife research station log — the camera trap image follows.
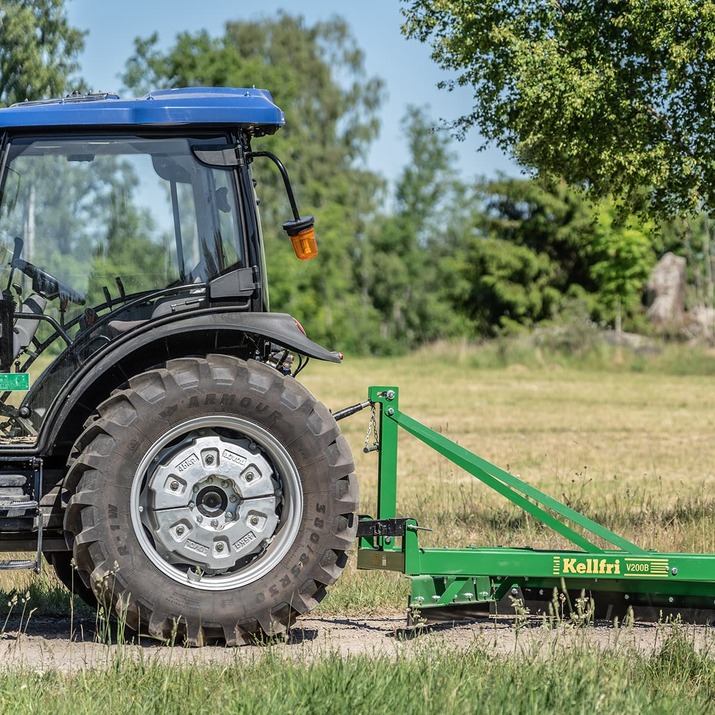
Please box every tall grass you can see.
[0,626,712,714]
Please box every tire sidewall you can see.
[73,357,352,628]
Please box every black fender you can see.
[36,310,341,456]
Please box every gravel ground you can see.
[0,612,711,672]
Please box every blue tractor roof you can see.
[0,87,285,133]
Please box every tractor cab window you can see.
[0,134,245,325]
[0,133,247,439]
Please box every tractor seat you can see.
[13,294,47,359]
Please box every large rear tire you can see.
[46,551,98,607]
[63,355,357,645]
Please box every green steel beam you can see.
[358,386,715,617]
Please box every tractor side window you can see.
[0,134,245,331]
[212,170,239,271]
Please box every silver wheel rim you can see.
[129,415,303,592]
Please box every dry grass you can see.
[3,344,715,615]
[301,349,715,611]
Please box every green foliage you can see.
[364,106,464,352]
[446,178,656,335]
[402,0,715,220]
[447,235,561,336]
[475,177,599,292]
[122,14,386,353]
[0,6,662,350]
[0,637,713,714]
[590,202,657,330]
[0,0,85,105]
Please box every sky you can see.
[65,0,520,188]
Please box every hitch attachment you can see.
[357,386,715,626]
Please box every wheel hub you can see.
[140,432,281,574]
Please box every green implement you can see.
[354,386,715,625]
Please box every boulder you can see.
[646,252,687,333]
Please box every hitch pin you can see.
[406,524,432,533]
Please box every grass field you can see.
[0,629,713,714]
[1,340,715,713]
[300,344,715,614]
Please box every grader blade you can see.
[351,387,715,627]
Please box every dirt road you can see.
[0,613,710,671]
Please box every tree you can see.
[402,1,715,220]
[442,177,655,335]
[0,0,85,106]
[590,202,656,332]
[474,176,600,293]
[446,234,561,336]
[365,106,464,351]
[123,14,385,352]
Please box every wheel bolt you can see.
[245,472,254,482]
[222,480,230,488]
[207,477,214,484]
[170,481,180,491]
[229,495,238,503]
[193,485,199,493]
[216,543,224,552]
[226,512,233,521]
[250,516,259,526]
[196,516,203,523]
[189,502,195,509]
[206,455,215,465]
[176,526,185,536]
[211,519,218,527]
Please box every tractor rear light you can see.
[283,216,318,261]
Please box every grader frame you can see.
[353,386,715,625]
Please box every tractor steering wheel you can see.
[13,258,86,306]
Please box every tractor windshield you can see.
[0,134,244,317]
[0,133,247,440]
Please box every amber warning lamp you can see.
[283,215,318,261]
[248,150,319,261]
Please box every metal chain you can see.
[363,402,379,453]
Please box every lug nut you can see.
[206,455,215,465]
[216,543,224,552]
[211,519,218,527]
[229,495,238,503]
[250,516,259,526]
[170,481,180,491]
[245,472,254,482]
[222,480,230,488]
[176,526,185,536]
[207,477,214,484]
[196,516,203,524]
[226,512,233,521]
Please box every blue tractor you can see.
[0,88,357,644]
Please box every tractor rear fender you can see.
[41,310,341,456]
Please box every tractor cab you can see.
[0,88,321,443]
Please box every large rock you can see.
[646,252,687,333]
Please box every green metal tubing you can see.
[368,386,645,555]
[359,386,715,617]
